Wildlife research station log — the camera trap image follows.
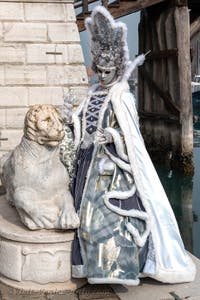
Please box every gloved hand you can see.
[96,128,113,144]
[62,91,76,124]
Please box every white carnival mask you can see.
[96,65,117,86]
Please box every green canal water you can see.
[155,131,200,258]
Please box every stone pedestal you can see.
[0,195,85,292]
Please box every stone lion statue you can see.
[1,104,79,230]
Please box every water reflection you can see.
[193,100,200,257]
[192,146,200,258]
[155,131,200,258]
[152,97,200,258]
[155,162,194,254]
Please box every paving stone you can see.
[46,292,78,300]
[1,295,46,300]
[113,255,200,300]
[77,284,120,300]
[0,283,46,300]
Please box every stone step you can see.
[112,254,200,300]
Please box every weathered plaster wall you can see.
[0,0,88,157]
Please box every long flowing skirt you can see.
[72,144,149,284]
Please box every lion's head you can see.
[24,104,64,147]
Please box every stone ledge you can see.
[0,195,85,291]
[0,195,74,243]
[77,284,119,300]
[0,276,85,293]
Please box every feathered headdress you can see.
[85,6,145,82]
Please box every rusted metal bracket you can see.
[140,68,181,116]
[145,48,178,61]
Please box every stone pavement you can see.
[0,255,199,300]
[0,283,119,300]
[112,255,200,300]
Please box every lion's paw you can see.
[58,209,80,229]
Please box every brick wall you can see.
[0,0,88,156]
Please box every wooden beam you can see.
[140,68,181,115]
[0,0,72,2]
[174,0,188,6]
[146,48,178,60]
[174,5,193,154]
[83,0,89,13]
[109,0,168,15]
[190,16,200,38]
[139,111,180,124]
[76,0,168,31]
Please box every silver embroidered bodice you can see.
[81,92,107,149]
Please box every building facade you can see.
[0,0,88,157]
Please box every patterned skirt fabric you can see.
[72,144,148,283]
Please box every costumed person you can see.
[63,6,196,285]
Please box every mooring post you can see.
[138,1,194,174]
